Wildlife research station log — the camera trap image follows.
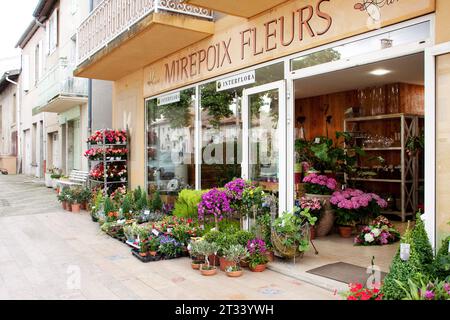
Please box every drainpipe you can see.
[88,0,94,135]
[5,72,21,174]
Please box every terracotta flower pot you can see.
[200,266,217,276]
[310,226,316,240]
[226,269,244,278]
[71,203,81,213]
[249,264,267,272]
[305,194,335,237]
[62,201,67,210]
[240,259,249,268]
[219,256,236,271]
[338,226,353,238]
[208,254,220,267]
[66,204,72,212]
[266,251,275,262]
[80,202,87,211]
[149,251,157,257]
[139,252,148,257]
[191,261,203,270]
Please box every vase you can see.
[249,264,267,272]
[305,194,335,237]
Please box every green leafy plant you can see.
[235,230,256,247]
[223,244,249,267]
[335,209,358,227]
[121,193,134,219]
[103,197,116,215]
[381,224,423,300]
[136,190,148,211]
[173,189,207,218]
[148,236,161,252]
[215,231,238,257]
[255,213,273,250]
[434,236,450,281]
[196,241,219,269]
[151,191,163,212]
[395,274,450,300]
[272,208,317,252]
[411,212,434,266]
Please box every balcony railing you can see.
[38,58,88,109]
[77,0,214,65]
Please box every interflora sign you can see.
[144,0,434,97]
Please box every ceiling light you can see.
[370,69,392,76]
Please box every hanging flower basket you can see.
[271,230,305,259]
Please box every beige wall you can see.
[113,69,145,189]
[0,83,18,156]
[436,53,450,249]
[435,0,450,44]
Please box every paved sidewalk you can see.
[0,175,338,300]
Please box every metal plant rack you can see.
[88,129,130,195]
[344,113,423,222]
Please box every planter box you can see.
[131,249,162,263]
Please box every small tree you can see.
[411,212,434,266]
[151,191,163,211]
[381,224,422,300]
[121,193,134,219]
[197,241,219,270]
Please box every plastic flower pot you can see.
[200,266,217,276]
[71,203,81,213]
[338,226,353,238]
[226,269,244,278]
[249,264,267,272]
[219,256,236,272]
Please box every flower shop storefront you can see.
[90,0,450,289]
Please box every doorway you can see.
[242,81,286,214]
[289,53,425,273]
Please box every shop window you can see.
[146,87,196,196]
[199,62,284,189]
[291,21,430,72]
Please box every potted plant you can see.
[271,208,317,258]
[197,241,219,276]
[189,240,205,270]
[223,245,249,277]
[330,189,388,237]
[148,236,160,256]
[139,239,149,257]
[80,188,92,210]
[247,239,269,272]
[198,188,232,231]
[70,187,83,213]
[57,187,69,210]
[298,197,324,240]
[158,235,182,259]
[303,173,337,237]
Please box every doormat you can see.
[306,262,387,285]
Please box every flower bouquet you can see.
[354,216,400,246]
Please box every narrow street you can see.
[0,175,336,300]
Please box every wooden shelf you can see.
[345,113,424,122]
[348,178,413,183]
[361,147,402,151]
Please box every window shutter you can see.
[53,9,58,48]
[38,40,43,80]
[46,20,50,54]
[22,55,30,92]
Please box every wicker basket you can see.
[271,224,309,259]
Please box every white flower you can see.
[372,228,381,237]
[364,233,375,243]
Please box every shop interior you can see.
[291,52,425,277]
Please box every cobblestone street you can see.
[0,175,336,300]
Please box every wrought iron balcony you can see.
[77,0,213,66]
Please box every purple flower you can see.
[224,178,248,201]
[444,283,450,294]
[424,290,435,300]
[198,188,232,222]
[247,238,267,255]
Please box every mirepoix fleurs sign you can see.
[143,0,434,97]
